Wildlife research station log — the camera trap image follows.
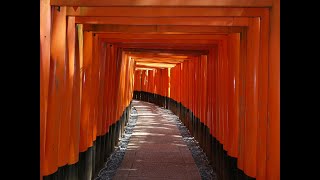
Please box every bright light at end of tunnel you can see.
[135,67,155,71]
[136,62,176,68]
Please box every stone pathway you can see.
[113,100,202,180]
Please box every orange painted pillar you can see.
[193,59,198,119]
[139,69,143,93]
[237,27,247,171]
[133,70,138,92]
[112,44,117,124]
[216,41,223,144]
[210,47,217,136]
[185,61,190,111]
[204,53,213,134]
[168,67,170,99]
[40,0,51,178]
[154,69,157,96]
[114,46,121,121]
[57,15,75,167]
[160,69,164,97]
[211,47,218,137]
[137,70,142,92]
[43,6,67,176]
[122,51,129,111]
[129,59,134,102]
[97,41,106,137]
[85,31,93,148]
[64,16,80,164]
[218,46,222,143]
[180,64,183,107]
[183,61,186,110]
[108,43,115,131]
[256,9,270,180]
[215,49,219,141]
[148,70,153,94]
[184,61,188,110]
[111,44,117,125]
[192,58,195,126]
[102,43,110,134]
[161,69,164,98]
[79,31,93,152]
[221,38,229,150]
[69,23,81,165]
[197,58,201,120]
[176,64,181,104]
[243,17,260,178]
[201,55,208,127]
[108,44,114,125]
[141,70,146,93]
[125,52,129,108]
[184,62,187,105]
[227,33,240,158]
[159,68,162,97]
[91,34,100,142]
[119,50,124,115]
[119,52,124,114]
[183,62,187,109]
[189,60,194,114]
[162,68,165,98]
[206,52,212,135]
[123,49,127,113]
[114,46,122,121]
[165,68,169,98]
[267,0,280,179]
[152,70,156,95]
[123,53,127,109]
[169,68,175,99]
[196,57,201,143]
[83,31,95,148]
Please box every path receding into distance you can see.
[113,100,202,180]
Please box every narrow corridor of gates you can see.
[40,1,279,180]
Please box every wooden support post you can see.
[44,5,66,176]
[244,17,260,178]
[40,0,51,178]
[227,33,240,158]
[79,31,93,152]
[69,21,81,165]
[266,0,280,179]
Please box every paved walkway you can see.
[114,100,201,180]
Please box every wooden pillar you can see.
[238,28,247,171]
[194,59,198,119]
[201,55,207,128]
[97,40,107,137]
[227,33,240,158]
[267,0,280,179]
[244,17,260,178]
[103,43,111,134]
[220,38,228,150]
[211,47,218,137]
[40,0,51,178]
[57,13,73,168]
[256,9,270,180]
[79,31,93,152]
[91,33,99,142]
[206,50,213,136]
[189,60,194,114]
[69,22,81,165]
[43,5,66,176]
